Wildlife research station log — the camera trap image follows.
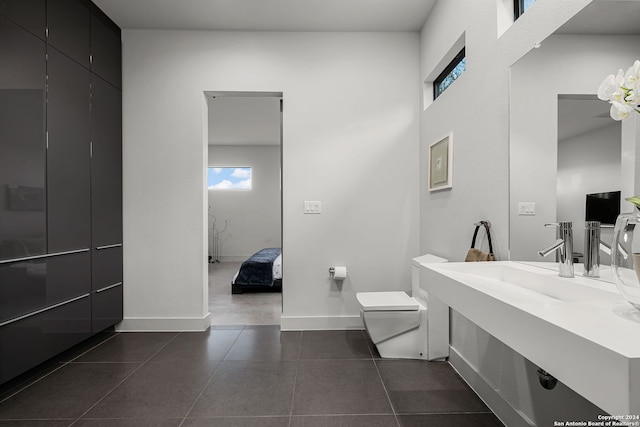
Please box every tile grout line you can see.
[370,352,401,427]
[286,329,305,427]
[68,331,182,426]
[177,327,245,427]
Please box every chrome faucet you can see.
[583,221,601,278]
[584,221,628,277]
[538,222,574,278]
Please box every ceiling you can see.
[555,0,640,35]
[557,96,615,142]
[92,0,437,32]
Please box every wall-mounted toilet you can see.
[356,254,448,360]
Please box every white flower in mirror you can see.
[626,60,640,103]
[598,60,640,121]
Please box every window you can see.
[514,0,536,19]
[208,167,252,190]
[433,48,466,100]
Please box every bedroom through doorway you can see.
[205,92,283,325]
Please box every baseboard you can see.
[449,346,534,427]
[280,314,363,331]
[116,312,211,332]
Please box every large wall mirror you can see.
[509,0,640,265]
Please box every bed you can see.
[231,247,282,294]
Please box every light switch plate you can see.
[304,201,322,214]
[518,202,536,216]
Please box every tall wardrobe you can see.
[0,0,122,384]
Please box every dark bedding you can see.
[234,247,281,287]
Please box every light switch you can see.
[518,202,536,216]
[304,201,322,214]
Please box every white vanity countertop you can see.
[420,260,640,416]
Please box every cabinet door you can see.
[47,0,90,68]
[0,251,90,324]
[92,283,122,334]
[92,246,122,292]
[0,15,46,261]
[92,245,122,333]
[0,0,45,40]
[47,48,91,252]
[91,13,121,89]
[91,76,122,247]
[0,295,90,384]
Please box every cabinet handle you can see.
[0,294,90,328]
[0,248,90,265]
[96,244,122,250]
[96,282,122,293]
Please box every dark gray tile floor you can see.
[0,326,504,426]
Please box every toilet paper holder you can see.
[329,266,347,280]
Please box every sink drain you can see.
[537,368,558,390]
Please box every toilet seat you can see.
[356,291,424,347]
[356,291,419,311]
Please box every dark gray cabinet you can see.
[0,15,46,261]
[92,246,123,292]
[90,74,122,335]
[0,251,90,324]
[0,295,91,384]
[47,48,91,253]
[91,13,121,89]
[92,282,122,334]
[90,6,123,339]
[0,1,121,386]
[47,0,90,68]
[0,0,46,40]
[92,245,122,333]
[91,76,123,247]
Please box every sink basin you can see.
[433,262,620,303]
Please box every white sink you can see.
[434,262,621,303]
[420,260,640,416]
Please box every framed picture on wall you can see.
[428,133,453,191]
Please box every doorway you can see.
[204,91,283,325]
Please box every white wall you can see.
[121,30,420,331]
[557,123,621,257]
[418,0,593,264]
[208,145,281,260]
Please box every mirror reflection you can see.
[556,95,620,266]
[508,0,640,275]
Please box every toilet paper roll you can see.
[332,266,347,280]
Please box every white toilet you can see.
[356,254,448,360]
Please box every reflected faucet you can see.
[538,222,574,278]
[584,221,628,278]
[584,221,602,278]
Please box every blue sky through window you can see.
[208,167,252,190]
[435,57,466,98]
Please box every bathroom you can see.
[1,0,640,425]
[109,0,640,420]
